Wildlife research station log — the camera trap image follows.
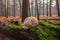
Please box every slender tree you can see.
[3,0,5,16]
[7,0,10,17]
[56,0,60,16]
[0,0,3,16]
[31,0,33,16]
[50,0,52,16]
[35,0,39,20]
[4,0,6,17]
[39,0,41,16]
[46,0,48,16]
[28,1,31,17]
[13,0,15,17]
[22,0,29,22]
[1,0,3,16]
[43,0,44,16]
[5,0,8,17]
[19,0,22,17]
[35,0,37,17]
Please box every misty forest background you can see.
[0,0,60,19]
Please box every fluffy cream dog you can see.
[23,17,38,29]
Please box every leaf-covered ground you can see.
[0,20,60,40]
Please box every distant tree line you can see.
[0,0,60,21]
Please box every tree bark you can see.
[39,0,41,16]
[47,0,48,16]
[0,0,3,16]
[19,0,22,17]
[31,1,33,16]
[28,0,31,17]
[13,0,15,17]
[22,0,29,22]
[5,0,8,17]
[35,0,39,20]
[43,0,44,16]
[56,0,60,17]
[50,0,52,16]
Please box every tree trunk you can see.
[50,0,52,16]
[5,0,8,17]
[13,0,15,17]
[47,0,48,16]
[28,0,31,17]
[56,0,60,17]
[35,0,39,20]
[0,0,3,16]
[31,1,33,16]
[43,0,44,16]
[19,0,22,17]
[35,0,37,17]
[22,0,29,22]
[39,0,41,16]
[4,0,6,17]
[1,0,3,16]
[7,0,10,17]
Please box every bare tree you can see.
[46,0,48,16]
[31,0,33,16]
[43,0,44,16]
[1,0,3,16]
[39,0,41,16]
[56,0,60,16]
[35,0,39,20]
[50,0,52,16]
[5,0,8,17]
[13,0,15,17]
[35,2,37,17]
[22,0,29,22]
[28,0,31,17]
[7,0,10,17]
[0,0,3,16]
[19,0,22,17]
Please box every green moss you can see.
[4,20,60,40]
[5,24,23,29]
[36,20,59,40]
